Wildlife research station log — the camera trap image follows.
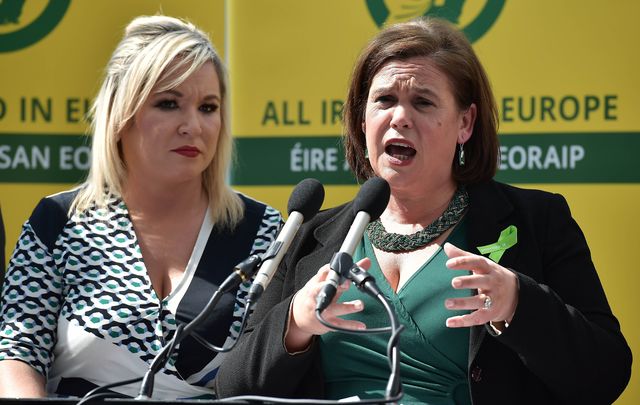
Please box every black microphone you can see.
[316,177,390,312]
[247,178,325,304]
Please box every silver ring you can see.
[483,295,493,309]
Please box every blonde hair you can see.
[74,15,243,229]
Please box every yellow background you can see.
[1,1,638,403]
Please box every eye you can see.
[415,97,434,108]
[155,99,178,110]
[374,95,395,106]
[200,103,219,113]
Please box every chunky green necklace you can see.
[367,186,469,252]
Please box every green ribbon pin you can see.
[477,225,517,263]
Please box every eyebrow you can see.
[159,89,220,101]
[370,84,440,100]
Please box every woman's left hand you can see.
[443,242,518,328]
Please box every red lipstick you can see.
[172,145,200,158]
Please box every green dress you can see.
[320,220,471,404]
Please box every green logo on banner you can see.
[0,0,71,53]
[366,0,505,43]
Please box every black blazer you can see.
[216,180,631,404]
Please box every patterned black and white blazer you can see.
[0,188,281,399]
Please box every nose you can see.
[390,105,412,130]
[178,109,202,136]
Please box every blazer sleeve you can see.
[0,199,67,378]
[215,205,354,399]
[495,193,632,404]
[214,250,323,398]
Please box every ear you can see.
[118,118,134,142]
[457,103,477,144]
[361,120,366,134]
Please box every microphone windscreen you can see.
[353,177,390,221]
[287,178,325,220]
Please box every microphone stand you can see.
[347,264,403,400]
[315,252,404,402]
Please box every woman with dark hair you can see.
[216,17,631,404]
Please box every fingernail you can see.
[347,300,363,310]
[445,300,454,309]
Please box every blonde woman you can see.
[0,15,281,399]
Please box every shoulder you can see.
[306,202,351,228]
[29,188,80,250]
[237,192,282,222]
[234,193,282,244]
[494,181,560,199]
[294,202,353,243]
[498,181,571,214]
[279,202,353,273]
[471,180,569,213]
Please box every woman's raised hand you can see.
[285,258,371,352]
[443,243,518,328]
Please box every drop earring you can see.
[458,143,465,166]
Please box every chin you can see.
[377,170,412,188]
[168,171,205,185]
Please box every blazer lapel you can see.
[294,203,354,289]
[466,181,518,365]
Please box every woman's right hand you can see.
[284,258,371,352]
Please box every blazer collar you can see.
[293,203,354,288]
[313,202,354,249]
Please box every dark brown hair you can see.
[343,17,499,184]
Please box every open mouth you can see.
[385,143,416,161]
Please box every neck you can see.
[384,180,457,228]
[367,184,469,253]
[122,176,207,219]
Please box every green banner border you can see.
[0,132,638,185]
